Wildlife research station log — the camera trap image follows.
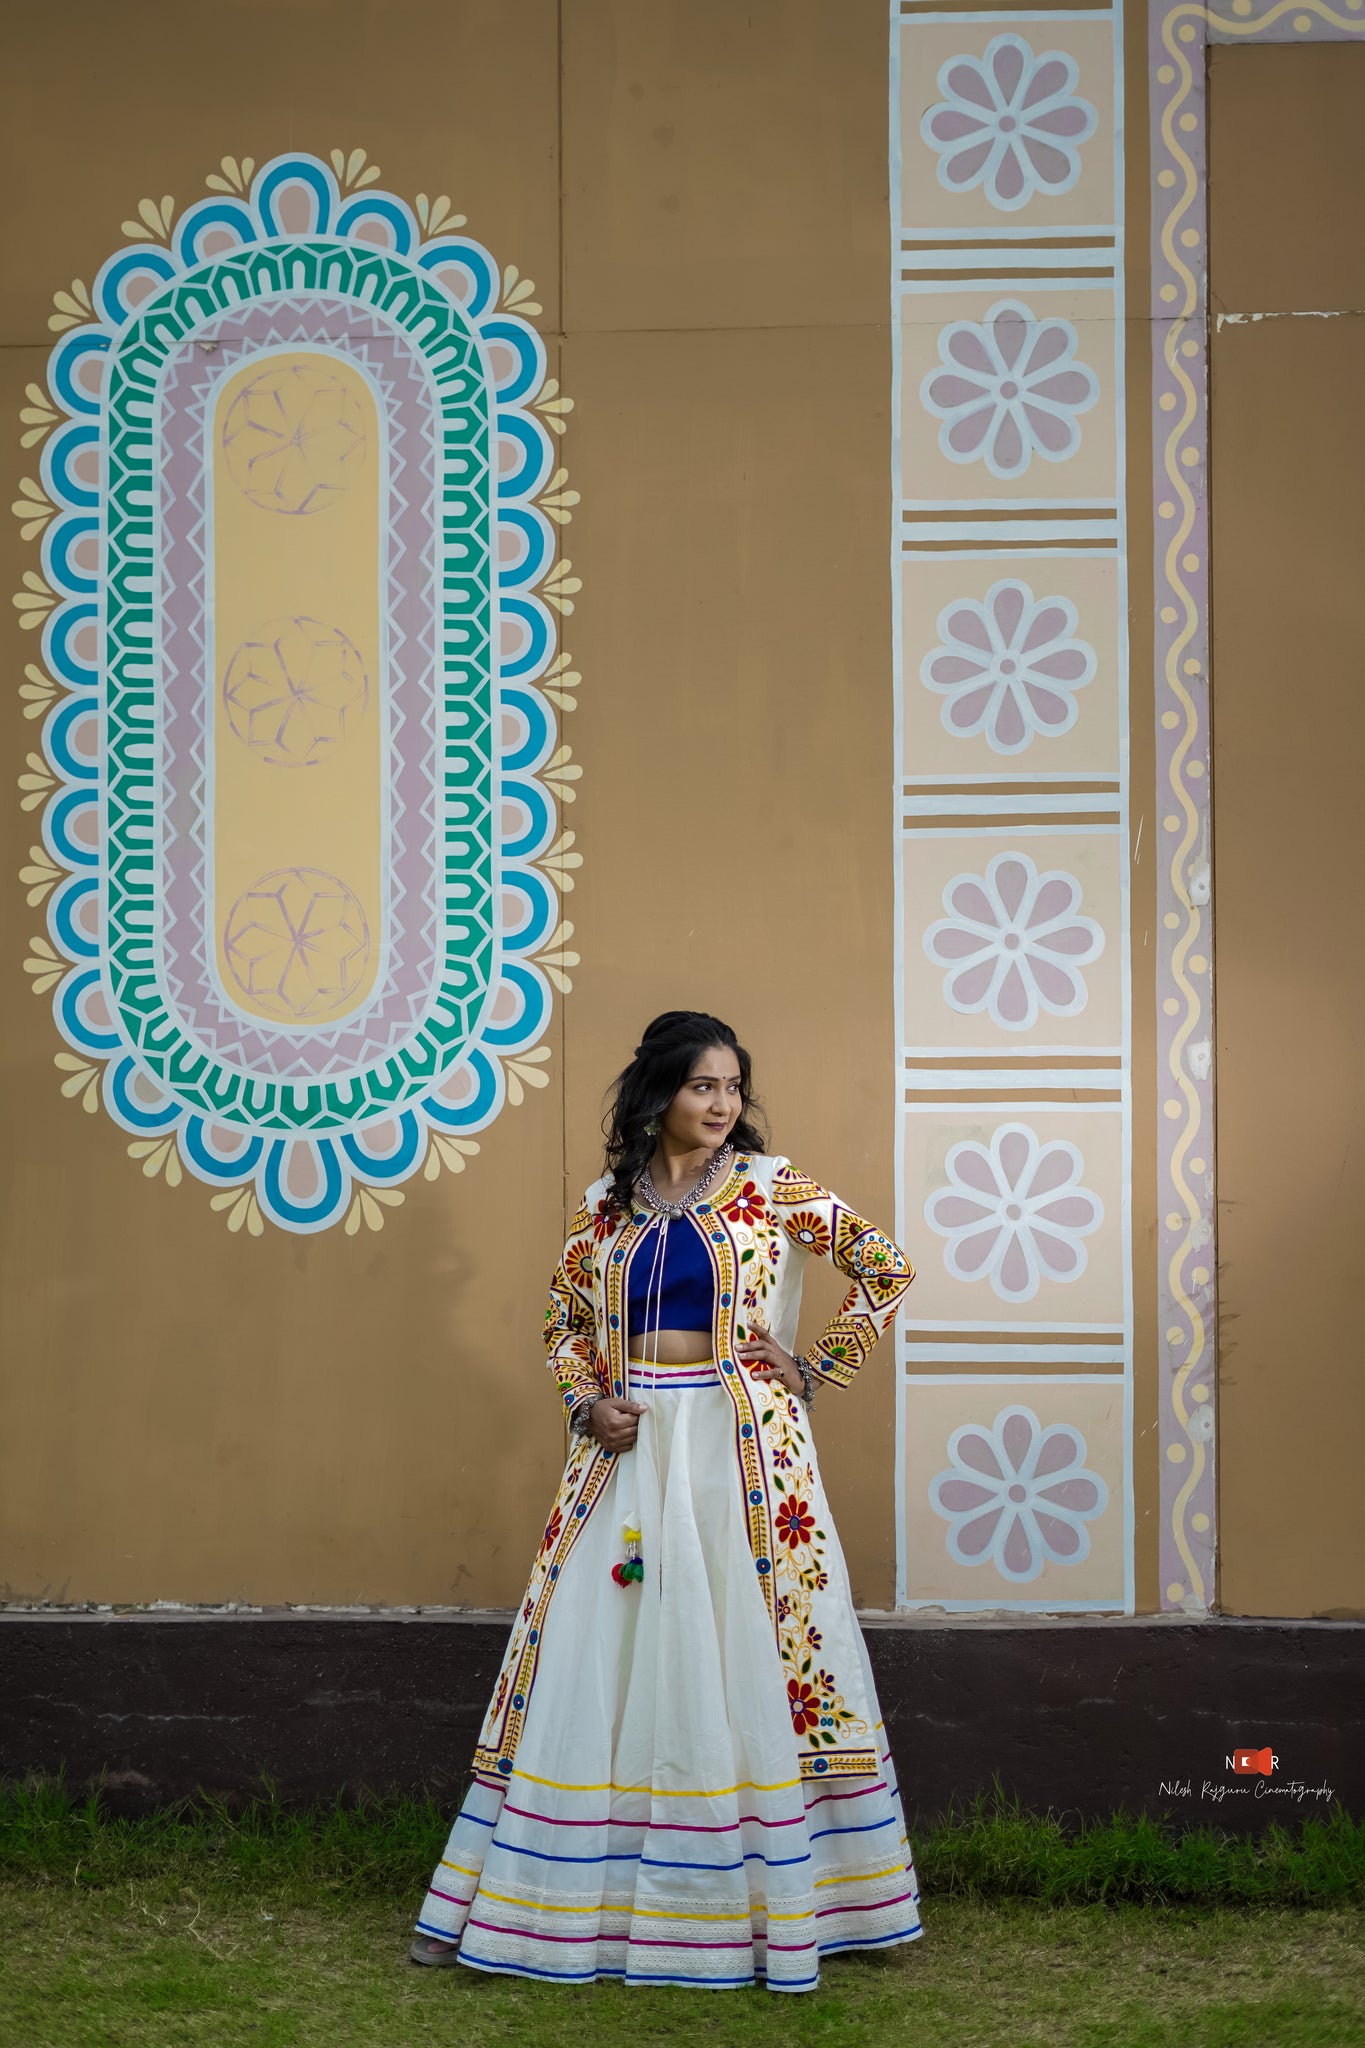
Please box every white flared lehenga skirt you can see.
[415,1362,922,1992]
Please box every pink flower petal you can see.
[932,1195,998,1230]
[930,924,991,962]
[944,140,996,188]
[946,327,997,378]
[927,106,993,146]
[1030,1226,1081,1275]
[936,1477,1000,1513]
[990,42,1027,102]
[958,1506,1006,1558]
[1027,959,1080,1009]
[1022,59,1073,108]
[1020,602,1069,650]
[1034,1432,1081,1478]
[943,604,995,654]
[957,1430,1008,1479]
[1027,102,1092,137]
[992,690,1027,749]
[1024,140,1075,189]
[1036,1475,1101,1514]
[946,406,995,458]
[997,1130,1033,1186]
[1001,1512,1035,1575]
[929,652,990,688]
[1031,924,1097,958]
[994,144,1028,204]
[993,857,1032,920]
[1033,1511,1083,1557]
[944,60,996,110]
[990,306,1030,372]
[991,409,1025,471]
[1031,1194,1099,1231]
[929,373,991,412]
[953,1224,1004,1276]
[1021,324,1070,376]
[1028,876,1079,925]
[1019,405,1074,456]
[953,1148,1003,1197]
[948,685,998,730]
[990,583,1028,641]
[998,1230,1033,1294]
[1027,1147,1078,1198]
[1023,683,1074,728]
[947,878,997,924]
[1027,370,1094,408]
[1029,646,1089,682]
[948,959,998,1008]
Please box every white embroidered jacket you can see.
[473,1152,915,1783]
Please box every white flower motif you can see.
[921,35,1098,212]
[921,580,1096,755]
[920,300,1098,479]
[923,850,1104,1030]
[923,1122,1103,1301]
[929,1405,1108,1582]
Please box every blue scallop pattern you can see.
[340,1110,424,1182]
[43,600,98,690]
[496,413,550,499]
[500,686,552,772]
[42,515,98,599]
[335,194,416,254]
[50,875,98,960]
[47,334,110,420]
[173,197,258,268]
[497,507,554,593]
[94,245,178,329]
[47,789,99,868]
[59,967,121,1054]
[422,1047,500,1130]
[108,1055,182,1133]
[45,424,100,510]
[416,237,497,320]
[480,964,548,1049]
[181,1116,265,1183]
[260,1136,346,1226]
[499,866,556,954]
[498,596,551,681]
[481,317,544,404]
[500,776,554,861]
[44,696,98,782]
[254,158,335,236]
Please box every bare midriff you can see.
[627,1329,714,1364]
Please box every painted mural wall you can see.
[2,0,1360,1621]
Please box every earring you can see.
[644,1119,660,1137]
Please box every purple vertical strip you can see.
[1149,2,1215,1612]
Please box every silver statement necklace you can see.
[637,1142,734,1221]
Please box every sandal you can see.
[409,1935,461,1967]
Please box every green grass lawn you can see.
[2,1884,1362,2048]
[1,1787,1360,2047]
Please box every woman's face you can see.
[661,1045,744,1154]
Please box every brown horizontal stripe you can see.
[901,506,1115,523]
[911,1329,1120,1346]
[901,267,1115,283]
[902,781,1121,798]
[901,236,1116,252]
[905,812,1119,830]
[903,1089,1124,1104]
[903,538,1118,552]
[904,1053,1122,1069]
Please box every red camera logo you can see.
[1228,1746,1277,1776]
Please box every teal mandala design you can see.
[17,151,582,1235]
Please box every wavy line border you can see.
[1149,1,1365,1610]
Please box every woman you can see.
[411,1010,922,1991]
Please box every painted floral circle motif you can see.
[924,1121,1103,1301]
[923,849,1104,1029]
[222,358,368,513]
[921,580,1096,754]
[920,299,1098,479]
[929,1405,1107,1582]
[921,35,1098,212]
[223,616,368,766]
[223,867,371,1019]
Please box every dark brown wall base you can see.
[3,1614,1360,1833]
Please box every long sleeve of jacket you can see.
[771,1163,915,1389]
[542,1196,608,1415]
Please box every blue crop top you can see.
[625,1214,716,1346]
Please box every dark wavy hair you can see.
[602,1011,769,1217]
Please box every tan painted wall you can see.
[0,0,909,1610]
[1208,46,1365,1618]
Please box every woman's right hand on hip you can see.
[590,1397,648,1452]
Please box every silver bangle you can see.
[794,1353,816,1409]
[570,1393,605,1438]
